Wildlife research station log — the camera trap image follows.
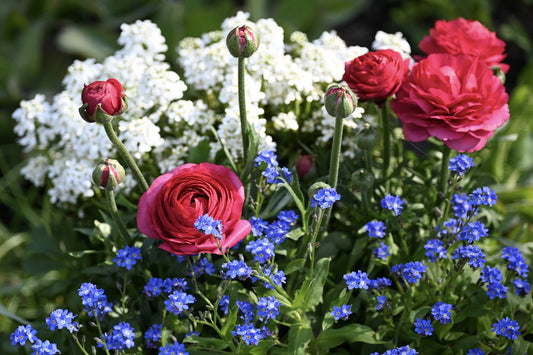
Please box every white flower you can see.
[118,119,164,160]
[272,112,299,131]
[372,30,412,60]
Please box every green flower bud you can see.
[324,84,358,119]
[357,128,379,150]
[92,159,125,190]
[351,169,374,190]
[308,181,331,199]
[226,25,259,58]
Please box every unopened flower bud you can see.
[357,129,379,150]
[295,155,314,179]
[324,84,358,118]
[226,25,259,58]
[80,78,127,123]
[92,159,125,190]
[351,169,374,190]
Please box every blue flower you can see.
[245,238,275,264]
[459,221,488,244]
[78,282,112,319]
[311,188,341,209]
[431,302,453,324]
[193,257,215,276]
[381,194,405,216]
[492,317,520,340]
[414,318,433,336]
[452,245,486,268]
[164,291,195,316]
[480,266,503,284]
[276,210,298,226]
[368,277,392,291]
[344,270,370,290]
[31,339,60,355]
[194,214,224,239]
[437,218,460,237]
[398,261,427,284]
[451,193,473,219]
[376,295,387,310]
[502,246,529,277]
[471,186,497,207]
[219,295,230,314]
[236,301,255,323]
[379,345,418,355]
[254,150,279,167]
[144,277,164,297]
[448,154,474,176]
[144,323,162,349]
[159,341,189,355]
[365,220,386,238]
[99,322,135,350]
[330,304,352,321]
[232,323,264,346]
[257,296,281,321]
[250,217,268,237]
[264,219,290,244]
[373,242,390,260]
[486,281,508,299]
[262,266,286,289]
[222,260,253,280]
[46,309,78,333]
[10,324,38,346]
[466,349,485,355]
[162,277,188,294]
[512,278,531,296]
[424,239,447,262]
[112,245,142,270]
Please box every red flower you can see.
[419,18,509,73]
[137,163,251,255]
[342,49,409,102]
[390,53,509,152]
[81,78,126,122]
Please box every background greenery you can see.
[1,0,532,353]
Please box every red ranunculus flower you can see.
[342,49,409,102]
[419,17,509,73]
[81,78,126,122]
[137,162,251,255]
[390,53,509,152]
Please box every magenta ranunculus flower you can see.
[419,17,509,74]
[80,78,126,123]
[137,163,251,255]
[391,53,509,152]
[342,49,409,102]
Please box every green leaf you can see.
[0,301,28,324]
[316,323,384,351]
[249,339,276,354]
[68,250,98,258]
[288,325,313,355]
[510,339,529,355]
[293,258,330,311]
[284,258,306,275]
[285,227,305,241]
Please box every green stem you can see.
[94,314,111,355]
[438,145,452,198]
[103,121,149,192]
[105,189,130,242]
[380,102,391,183]
[328,116,344,189]
[121,271,128,315]
[307,209,325,278]
[72,335,90,355]
[238,58,250,167]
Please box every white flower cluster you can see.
[13,12,409,206]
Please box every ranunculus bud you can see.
[357,129,379,150]
[226,25,259,58]
[324,84,358,118]
[80,78,126,123]
[295,155,314,179]
[92,159,125,190]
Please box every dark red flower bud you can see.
[226,25,259,58]
[80,78,126,123]
[93,159,125,190]
[296,155,314,178]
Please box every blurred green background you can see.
[1,0,532,353]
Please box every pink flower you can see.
[81,78,126,123]
[419,17,509,73]
[391,53,509,152]
[342,49,409,102]
[137,163,251,255]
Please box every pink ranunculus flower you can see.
[419,17,509,74]
[137,163,251,255]
[390,53,509,152]
[81,78,126,123]
[342,49,410,102]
